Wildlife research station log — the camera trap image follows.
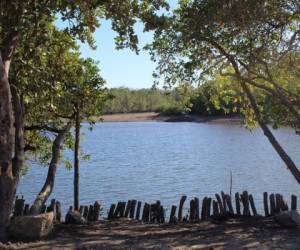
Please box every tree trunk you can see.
[30,122,72,215]
[239,80,300,184]
[11,85,24,181]
[74,108,80,211]
[208,39,300,185]
[0,54,15,241]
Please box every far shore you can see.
[98,112,242,124]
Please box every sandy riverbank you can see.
[100,112,242,124]
[2,217,299,249]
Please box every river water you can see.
[17,121,300,216]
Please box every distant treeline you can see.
[103,88,179,114]
[103,84,240,116]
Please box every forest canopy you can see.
[103,82,241,116]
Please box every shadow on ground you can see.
[2,217,300,249]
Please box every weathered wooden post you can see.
[14,197,25,217]
[120,202,126,217]
[142,203,150,222]
[178,195,187,222]
[215,194,225,214]
[23,204,30,216]
[169,205,177,223]
[291,194,297,211]
[142,203,146,222]
[194,197,200,221]
[235,192,241,215]
[225,195,234,215]
[56,201,62,222]
[124,200,132,218]
[212,200,219,216]
[189,199,196,222]
[83,206,89,219]
[150,203,155,222]
[20,197,25,216]
[158,204,165,223]
[275,194,281,213]
[269,193,276,216]
[113,202,122,218]
[108,204,116,220]
[241,191,250,216]
[136,201,142,220]
[206,198,212,218]
[249,195,258,216]
[156,200,161,222]
[221,191,227,212]
[129,200,137,219]
[94,201,101,221]
[280,195,289,211]
[201,197,208,220]
[263,192,269,217]
[79,205,84,215]
[88,205,94,221]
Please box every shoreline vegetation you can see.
[102,87,241,120]
[99,112,242,123]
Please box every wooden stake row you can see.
[107,199,165,223]
[14,191,298,224]
[78,201,101,222]
[156,191,278,223]
[263,192,294,216]
[106,191,298,223]
[13,197,62,222]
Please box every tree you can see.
[67,58,107,211]
[0,0,168,239]
[149,0,300,182]
[74,107,80,211]
[14,29,80,214]
[0,1,100,239]
[14,29,107,214]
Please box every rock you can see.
[275,210,300,228]
[10,212,54,240]
[65,210,86,225]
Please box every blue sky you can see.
[79,20,156,89]
[56,1,178,89]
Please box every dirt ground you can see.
[100,112,161,122]
[100,112,241,123]
[2,217,300,250]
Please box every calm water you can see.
[17,121,300,215]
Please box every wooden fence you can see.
[13,191,297,224]
[106,191,297,223]
[13,196,62,222]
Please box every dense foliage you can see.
[148,0,300,185]
[0,0,169,239]
[103,83,241,116]
[149,0,300,128]
[103,87,179,114]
